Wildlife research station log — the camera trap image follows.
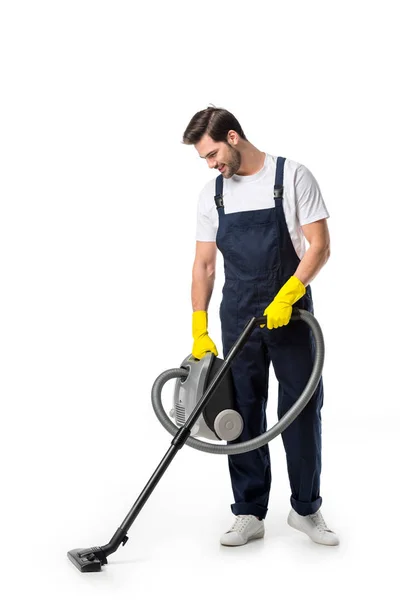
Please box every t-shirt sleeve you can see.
[294,164,330,226]
[195,185,217,242]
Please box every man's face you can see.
[195,133,241,178]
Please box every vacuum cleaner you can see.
[67,307,324,572]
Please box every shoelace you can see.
[310,512,334,533]
[228,515,255,533]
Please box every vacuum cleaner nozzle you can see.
[67,547,105,572]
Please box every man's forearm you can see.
[192,262,215,311]
[293,244,330,288]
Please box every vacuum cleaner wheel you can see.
[213,409,244,441]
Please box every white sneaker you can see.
[287,508,339,546]
[220,515,265,546]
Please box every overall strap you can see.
[274,156,286,199]
[214,174,224,209]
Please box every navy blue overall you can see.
[215,157,324,519]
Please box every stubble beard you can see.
[221,145,241,178]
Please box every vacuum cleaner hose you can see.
[151,309,324,455]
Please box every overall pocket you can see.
[230,220,280,276]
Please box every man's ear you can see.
[227,130,239,145]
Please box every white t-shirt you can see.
[195,153,330,260]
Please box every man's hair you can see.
[182,106,247,145]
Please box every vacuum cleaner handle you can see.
[220,307,302,368]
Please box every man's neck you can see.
[236,146,266,176]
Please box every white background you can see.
[1,0,398,598]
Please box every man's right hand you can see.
[192,310,218,360]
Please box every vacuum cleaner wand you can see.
[67,309,316,572]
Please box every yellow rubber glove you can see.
[192,310,218,359]
[260,275,306,330]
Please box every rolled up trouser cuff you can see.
[231,502,268,520]
[290,495,322,516]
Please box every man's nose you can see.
[207,159,217,169]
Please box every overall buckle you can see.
[214,194,224,208]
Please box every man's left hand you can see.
[261,275,306,330]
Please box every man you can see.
[182,106,339,547]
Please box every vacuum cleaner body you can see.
[170,353,244,441]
